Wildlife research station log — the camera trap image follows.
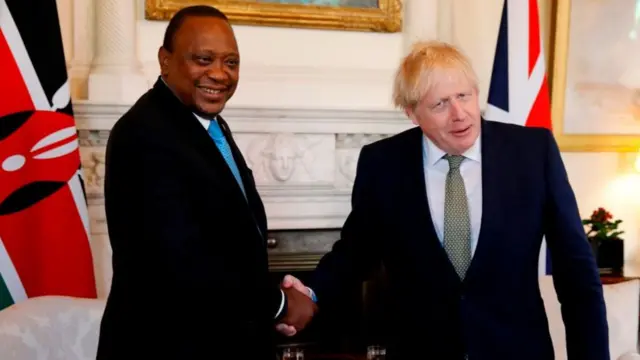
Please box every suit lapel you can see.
[150,80,234,185]
[403,128,461,282]
[150,79,265,238]
[217,116,268,237]
[464,120,503,284]
[405,120,505,284]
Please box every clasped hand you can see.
[275,275,317,337]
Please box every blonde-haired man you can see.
[280,41,609,359]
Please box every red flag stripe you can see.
[0,30,33,118]
[0,185,96,298]
[525,75,552,129]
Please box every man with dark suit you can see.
[97,5,315,359]
[282,41,609,359]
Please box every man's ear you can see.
[405,106,419,126]
[158,47,170,76]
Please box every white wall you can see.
[135,1,404,110]
[134,1,511,111]
[58,0,640,295]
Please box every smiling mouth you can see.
[197,86,228,103]
[451,126,471,136]
[199,87,225,95]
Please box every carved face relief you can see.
[262,134,301,181]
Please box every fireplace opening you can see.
[264,229,393,355]
[269,268,360,354]
[268,261,392,355]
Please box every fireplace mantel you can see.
[74,101,413,233]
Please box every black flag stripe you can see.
[5,0,72,116]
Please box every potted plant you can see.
[582,207,624,275]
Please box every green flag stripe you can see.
[0,274,15,311]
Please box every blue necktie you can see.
[207,119,246,197]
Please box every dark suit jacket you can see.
[97,78,282,359]
[311,120,609,360]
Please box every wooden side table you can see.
[601,275,640,285]
[600,262,640,284]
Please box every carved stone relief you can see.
[75,128,395,236]
[82,151,105,194]
[235,133,335,185]
[73,102,412,295]
[334,133,392,188]
[78,130,108,198]
[78,130,108,236]
[335,133,391,149]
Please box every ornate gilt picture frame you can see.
[550,1,640,152]
[144,0,402,33]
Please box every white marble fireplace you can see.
[75,103,412,229]
[75,103,411,267]
[74,100,417,297]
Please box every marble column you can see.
[88,0,148,102]
[56,0,73,69]
[67,0,94,99]
[401,0,439,54]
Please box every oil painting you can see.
[551,0,640,151]
[145,0,401,32]
[251,0,378,7]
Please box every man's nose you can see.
[205,62,228,81]
[450,99,465,119]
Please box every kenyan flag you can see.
[0,0,97,310]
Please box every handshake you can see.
[276,275,318,337]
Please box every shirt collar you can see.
[193,112,215,130]
[423,132,482,167]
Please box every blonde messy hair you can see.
[392,40,479,109]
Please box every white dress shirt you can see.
[193,112,287,318]
[422,135,483,257]
[193,113,214,129]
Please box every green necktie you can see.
[443,154,472,279]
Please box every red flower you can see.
[583,207,624,241]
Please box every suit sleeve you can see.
[310,144,384,308]
[542,129,610,359]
